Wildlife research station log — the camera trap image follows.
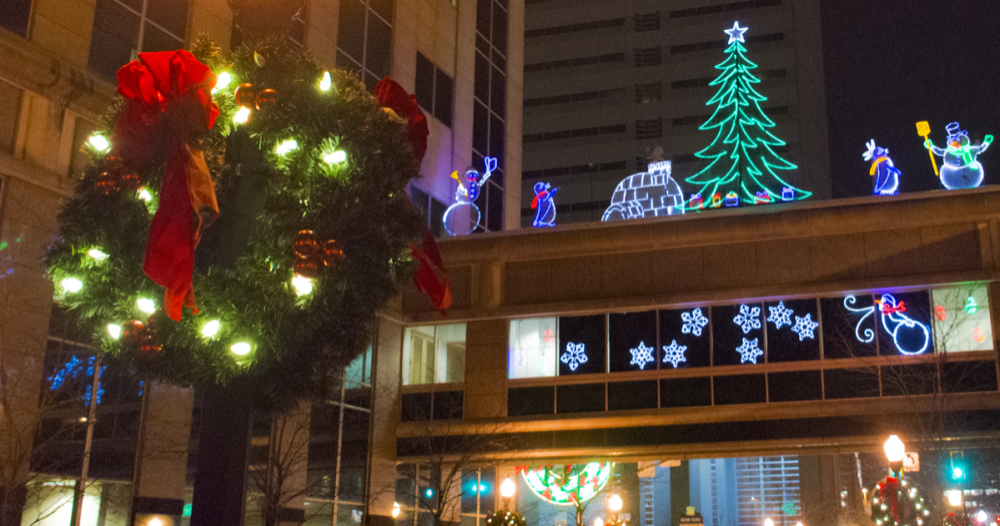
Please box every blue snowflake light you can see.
[736,338,763,364]
[790,313,819,341]
[767,301,794,329]
[681,308,709,337]
[733,304,761,334]
[561,342,588,371]
[662,340,688,368]
[630,341,655,370]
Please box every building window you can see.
[508,318,557,379]
[0,80,21,155]
[402,324,466,385]
[69,117,99,180]
[932,285,993,353]
[634,47,661,67]
[473,0,507,233]
[87,0,189,83]
[558,315,606,375]
[635,118,663,140]
[409,185,447,238]
[461,468,496,523]
[635,82,662,103]
[634,11,660,32]
[0,0,31,38]
[415,52,454,127]
[337,0,394,91]
[232,5,305,49]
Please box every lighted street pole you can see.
[501,477,516,510]
[885,435,905,477]
[608,494,623,526]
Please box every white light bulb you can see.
[978,511,989,523]
[233,106,251,124]
[231,341,252,356]
[320,71,332,91]
[149,518,164,526]
[213,72,231,93]
[137,188,153,202]
[137,298,155,314]
[276,139,298,156]
[608,494,623,513]
[500,477,516,499]
[107,324,122,340]
[391,503,401,518]
[201,320,221,339]
[324,150,347,164]
[88,135,111,152]
[292,275,313,296]
[88,248,109,261]
[61,277,83,293]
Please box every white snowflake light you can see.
[767,301,794,329]
[733,304,761,334]
[681,308,709,336]
[561,342,588,371]
[630,341,655,370]
[662,340,688,368]
[791,313,819,341]
[736,337,763,364]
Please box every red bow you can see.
[410,229,452,315]
[879,477,901,524]
[113,50,220,321]
[374,77,429,163]
[881,301,907,314]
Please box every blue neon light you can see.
[561,342,588,371]
[443,157,497,236]
[878,294,930,355]
[924,122,993,190]
[843,295,875,343]
[629,341,655,370]
[48,355,106,404]
[733,304,761,334]
[790,313,818,341]
[681,308,709,337]
[601,160,685,221]
[863,140,901,196]
[724,21,749,44]
[662,340,688,368]
[736,337,762,364]
[767,301,794,329]
[531,182,558,228]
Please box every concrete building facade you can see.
[519,0,831,226]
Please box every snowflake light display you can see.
[734,304,761,334]
[791,313,819,341]
[736,337,763,364]
[519,462,614,506]
[630,341,655,370]
[681,307,709,336]
[767,301,794,329]
[561,342,588,371]
[662,340,688,368]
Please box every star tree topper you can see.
[725,21,748,44]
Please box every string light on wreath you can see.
[137,298,156,315]
[201,320,221,340]
[233,106,251,125]
[213,71,231,94]
[107,324,122,340]
[319,71,332,92]
[87,135,111,153]
[870,476,930,526]
[61,277,83,294]
[87,248,109,262]
[230,341,253,356]
[276,139,298,156]
[519,463,613,505]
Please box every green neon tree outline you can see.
[685,23,811,206]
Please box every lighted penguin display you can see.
[442,156,497,236]
[530,182,558,228]
[601,160,685,222]
[863,139,901,196]
[878,293,930,355]
[924,122,993,189]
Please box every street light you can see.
[595,519,604,526]
[764,518,775,526]
[608,494,623,513]
[977,511,989,523]
[948,490,963,507]
[884,435,905,475]
[391,502,401,518]
[501,477,516,509]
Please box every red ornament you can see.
[234,82,256,107]
[255,88,278,111]
[95,173,118,195]
[121,320,147,349]
[118,170,142,191]
[294,258,322,279]
[935,304,947,321]
[292,230,319,258]
[320,239,344,267]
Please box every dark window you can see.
[881,364,937,397]
[507,386,554,416]
[337,0,395,90]
[713,303,764,366]
[714,374,766,405]
[0,81,21,155]
[288,8,306,47]
[486,182,503,231]
[634,12,660,32]
[875,291,931,356]
[432,391,463,420]
[1,0,32,37]
[476,0,491,36]
[489,117,505,160]
[474,0,506,233]
[472,102,489,155]
[434,69,453,126]
[558,315,606,375]
[942,361,998,393]
[659,308,711,369]
[415,53,435,111]
[87,0,186,82]
[415,53,454,128]
[824,369,880,399]
[492,1,507,56]
[608,380,658,411]
[768,371,822,402]
[635,118,662,140]
[490,67,506,116]
[635,82,662,103]
[634,47,661,67]
[822,294,878,358]
[430,197,446,238]
[669,0,781,19]
[765,299,820,362]
[556,383,605,414]
[401,392,432,421]
[609,311,657,372]
[660,377,711,408]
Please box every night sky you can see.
[822,1,1000,197]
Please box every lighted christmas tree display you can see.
[685,22,811,207]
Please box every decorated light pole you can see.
[487,477,526,526]
[870,436,932,526]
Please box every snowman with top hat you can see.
[924,121,993,189]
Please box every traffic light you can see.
[949,451,968,483]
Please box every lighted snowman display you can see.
[601,159,685,222]
[924,122,993,189]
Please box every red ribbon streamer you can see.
[881,301,907,314]
[879,477,901,524]
[113,49,220,321]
